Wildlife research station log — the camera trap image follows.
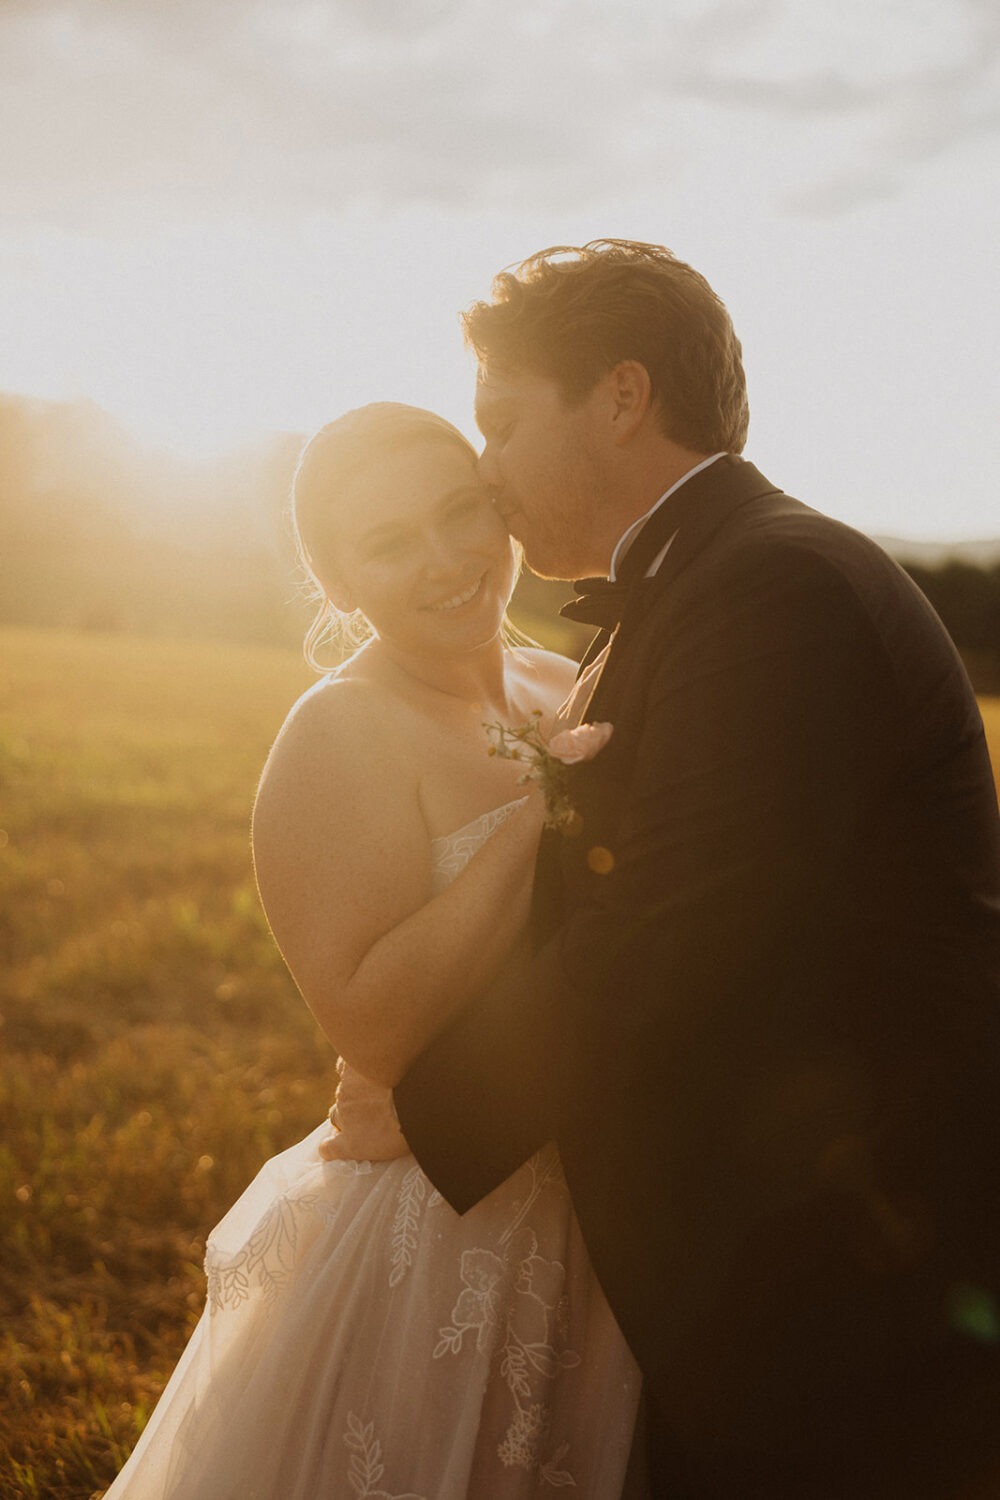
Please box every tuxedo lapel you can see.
[635,456,781,595]
[573,459,781,726]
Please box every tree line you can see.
[901,560,1000,692]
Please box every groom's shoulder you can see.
[715,488,914,602]
[729,485,881,556]
[654,485,941,656]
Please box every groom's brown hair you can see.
[462,239,749,454]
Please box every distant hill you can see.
[0,391,309,646]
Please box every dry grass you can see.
[1,627,997,1499]
[0,627,326,1499]
[979,696,1000,801]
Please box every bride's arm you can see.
[251,680,543,1089]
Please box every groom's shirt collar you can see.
[608,452,728,581]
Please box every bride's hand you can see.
[318,1060,411,1163]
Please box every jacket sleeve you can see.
[396,542,900,1212]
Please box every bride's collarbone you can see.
[336,667,535,837]
[347,642,552,735]
[409,725,533,843]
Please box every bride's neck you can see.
[371,637,516,716]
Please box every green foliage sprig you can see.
[484,710,597,835]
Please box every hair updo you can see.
[292,403,478,671]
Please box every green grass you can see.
[1,626,998,1499]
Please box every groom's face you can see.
[474,366,610,580]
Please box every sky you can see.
[1,0,998,540]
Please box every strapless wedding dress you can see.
[104,801,640,1499]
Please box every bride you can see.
[103,403,640,1499]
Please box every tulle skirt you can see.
[104,1123,641,1499]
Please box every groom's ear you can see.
[606,360,653,446]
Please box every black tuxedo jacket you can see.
[396,457,1000,1495]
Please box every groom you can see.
[398,240,1000,1495]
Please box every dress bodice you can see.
[429,797,529,893]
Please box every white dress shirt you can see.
[559,454,729,729]
[608,452,728,581]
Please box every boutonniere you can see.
[484,711,614,835]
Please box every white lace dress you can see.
[104,801,641,1500]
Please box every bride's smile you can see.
[422,574,486,612]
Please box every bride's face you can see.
[329,438,517,655]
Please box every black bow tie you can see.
[560,576,634,632]
[560,510,676,633]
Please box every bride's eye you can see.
[364,533,411,562]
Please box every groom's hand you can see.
[317,1060,411,1162]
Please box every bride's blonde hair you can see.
[292,403,485,672]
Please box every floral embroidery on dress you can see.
[206,1190,317,1310]
[434,1222,582,1482]
[343,1412,427,1499]
[325,1157,374,1176]
[539,1443,577,1488]
[498,1142,566,1248]
[389,1163,427,1287]
[435,1244,508,1357]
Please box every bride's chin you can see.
[440,613,507,654]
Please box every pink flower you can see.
[546,721,613,765]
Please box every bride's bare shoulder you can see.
[258,659,405,799]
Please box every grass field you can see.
[1,626,999,1500]
[0,628,325,1499]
